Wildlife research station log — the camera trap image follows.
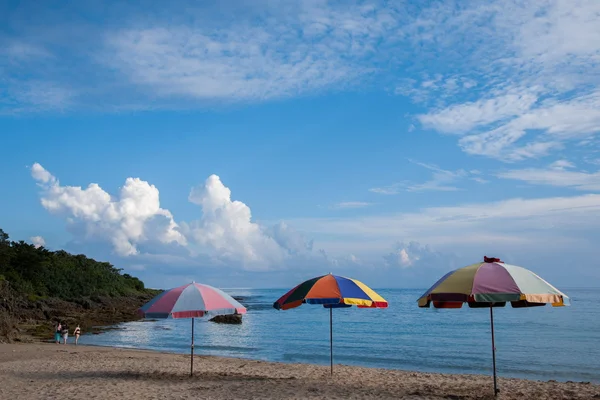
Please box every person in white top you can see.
[60,322,69,344]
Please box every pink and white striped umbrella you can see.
[138,282,247,376]
[139,282,247,319]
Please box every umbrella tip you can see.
[484,256,503,263]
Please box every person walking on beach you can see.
[54,321,61,344]
[73,325,81,345]
[60,322,69,344]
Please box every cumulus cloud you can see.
[29,161,600,285]
[380,241,463,287]
[31,163,186,257]
[29,165,330,272]
[30,236,46,249]
[383,241,459,269]
[183,174,321,271]
[184,174,287,268]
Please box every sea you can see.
[82,288,600,383]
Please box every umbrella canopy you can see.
[139,282,247,376]
[273,273,388,310]
[417,256,569,309]
[273,273,387,375]
[417,257,569,396]
[139,282,247,318]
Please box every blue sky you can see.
[1,0,599,289]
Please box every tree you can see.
[0,228,151,299]
[0,229,8,245]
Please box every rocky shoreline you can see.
[1,287,159,342]
[2,289,247,343]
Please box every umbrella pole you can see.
[490,305,498,396]
[190,317,195,377]
[329,307,333,376]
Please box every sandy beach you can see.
[0,343,598,399]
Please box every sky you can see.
[1,0,599,290]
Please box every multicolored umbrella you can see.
[139,282,247,376]
[418,257,570,395]
[273,273,388,374]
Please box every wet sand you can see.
[0,343,598,399]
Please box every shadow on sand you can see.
[14,369,298,383]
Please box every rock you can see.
[209,314,243,324]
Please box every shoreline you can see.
[72,339,600,385]
[29,328,600,385]
[1,343,599,399]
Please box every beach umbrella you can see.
[138,281,247,376]
[273,273,388,375]
[417,256,570,396]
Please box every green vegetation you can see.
[0,228,150,300]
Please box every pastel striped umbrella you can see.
[139,282,247,376]
[273,273,388,374]
[418,257,570,396]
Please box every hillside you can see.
[0,228,160,342]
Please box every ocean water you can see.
[82,288,600,383]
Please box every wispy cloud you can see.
[0,2,407,113]
[368,184,404,195]
[407,0,600,162]
[331,201,373,209]
[369,159,487,194]
[418,91,538,134]
[102,2,405,103]
[1,0,598,164]
[497,161,600,191]
[549,160,575,170]
[289,193,600,253]
[2,41,51,61]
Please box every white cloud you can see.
[497,165,600,191]
[549,160,575,170]
[408,0,600,161]
[368,184,403,195]
[29,161,600,284]
[103,3,402,102]
[515,0,600,70]
[184,174,289,269]
[383,241,459,272]
[1,0,596,128]
[471,177,489,184]
[369,160,487,194]
[29,165,332,272]
[395,75,480,104]
[418,91,538,134]
[2,41,50,61]
[587,158,600,166]
[455,92,600,160]
[331,201,373,209]
[384,247,415,268]
[288,193,600,254]
[31,163,187,256]
[30,236,45,249]
[31,163,56,184]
